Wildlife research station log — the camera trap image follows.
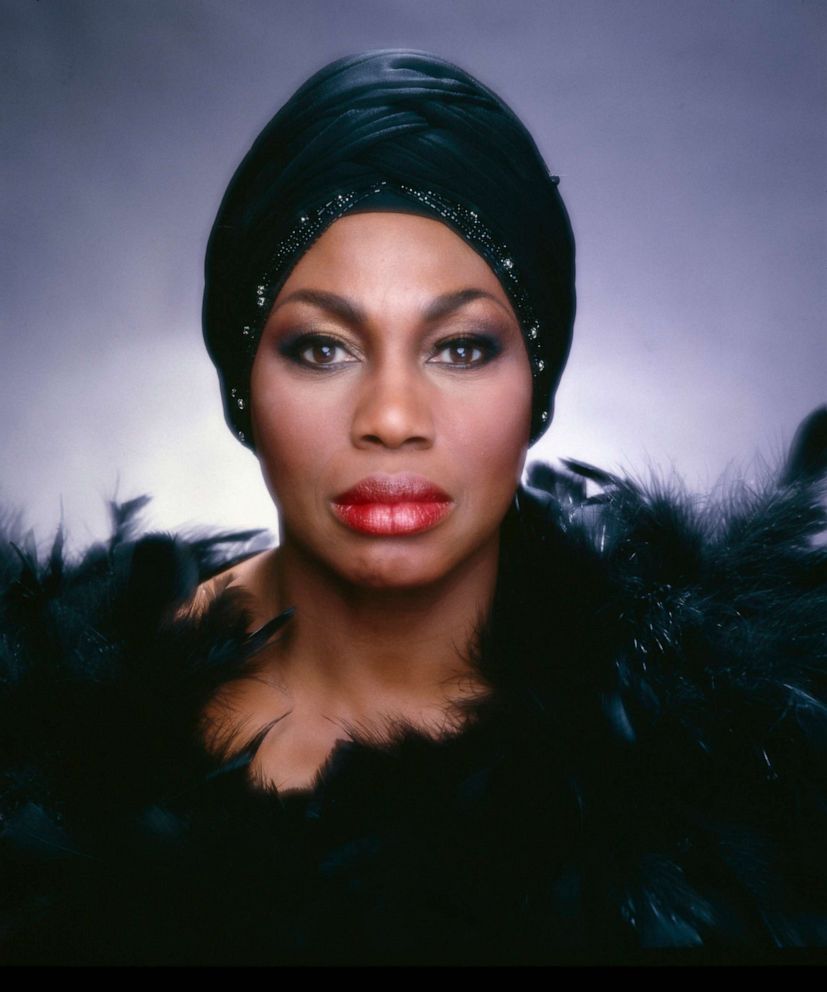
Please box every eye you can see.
[279,333,358,370]
[429,335,501,368]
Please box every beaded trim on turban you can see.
[228,178,553,447]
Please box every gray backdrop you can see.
[2,0,824,553]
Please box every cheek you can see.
[250,373,342,497]
[454,373,532,465]
[443,372,532,515]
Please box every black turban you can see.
[203,48,576,450]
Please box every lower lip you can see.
[331,500,453,536]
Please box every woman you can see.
[197,206,533,795]
[1,49,825,965]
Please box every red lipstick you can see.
[331,473,454,536]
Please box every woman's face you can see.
[250,211,533,590]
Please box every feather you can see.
[1,407,826,963]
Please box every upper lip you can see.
[333,473,452,505]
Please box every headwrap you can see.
[203,49,576,450]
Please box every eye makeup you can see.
[277,329,504,372]
[428,333,502,368]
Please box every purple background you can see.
[2,0,824,552]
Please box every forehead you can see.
[275,211,515,314]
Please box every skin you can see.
[195,211,534,794]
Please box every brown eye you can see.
[445,342,482,364]
[429,335,500,368]
[304,341,340,365]
[279,333,357,370]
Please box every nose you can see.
[350,356,435,450]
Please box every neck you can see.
[255,529,500,722]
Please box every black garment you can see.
[1,410,826,965]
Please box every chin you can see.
[335,522,501,592]
[333,547,456,591]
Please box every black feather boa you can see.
[2,409,826,965]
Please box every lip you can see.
[331,473,454,536]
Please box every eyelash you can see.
[278,332,502,371]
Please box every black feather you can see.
[1,407,826,964]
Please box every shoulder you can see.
[181,547,276,631]
[519,407,827,756]
[512,406,827,946]
[0,496,283,878]
[521,405,827,613]
[0,494,276,715]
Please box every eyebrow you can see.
[269,288,514,325]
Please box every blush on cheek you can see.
[469,384,531,456]
[252,390,341,501]
[252,378,314,448]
